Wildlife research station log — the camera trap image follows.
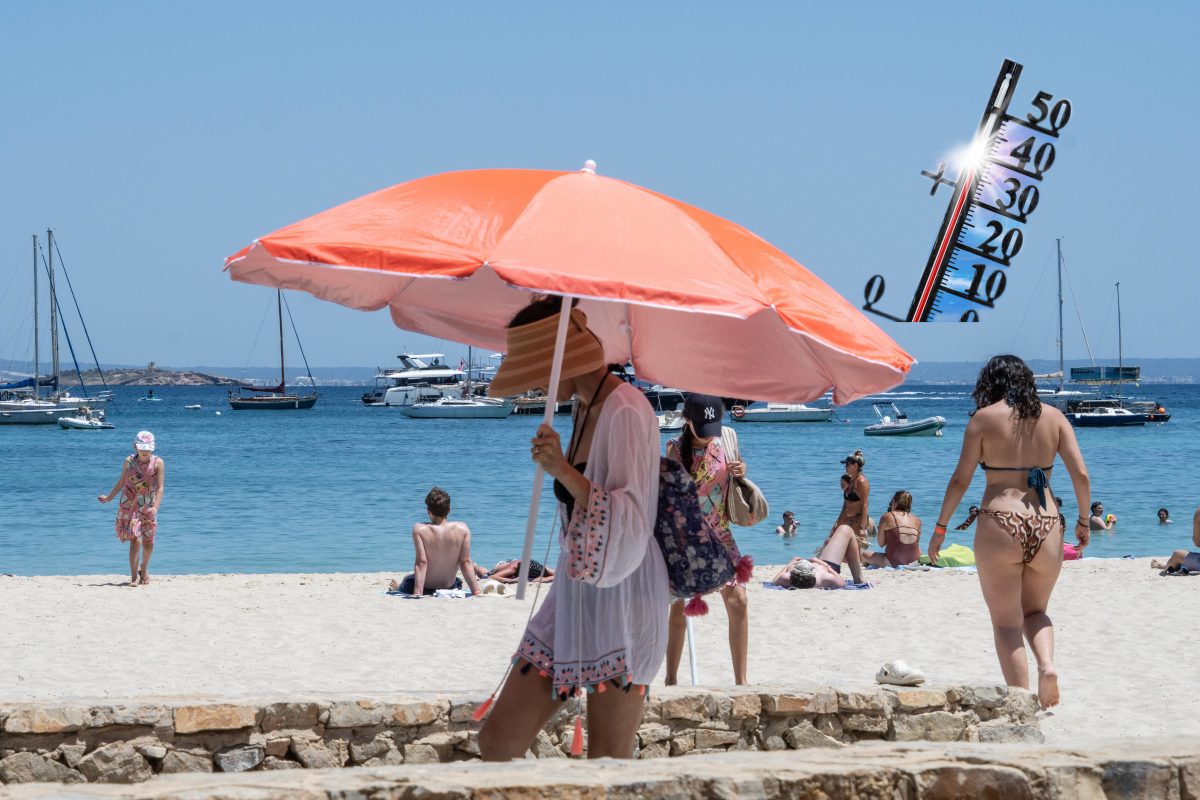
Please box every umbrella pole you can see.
[686,617,699,686]
[516,296,574,601]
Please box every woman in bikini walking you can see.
[930,355,1091,709]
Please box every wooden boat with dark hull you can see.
[228,291,318,411]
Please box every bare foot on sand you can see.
[388,579,400,592]
[129,573,140,586]
[1151,559,1167,569]
[1037,666,1059,709]
[139,569,150,586]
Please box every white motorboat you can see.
[185,404,202,410]
[0,390,60,412]
[58,414,114,430]
[0,406,73,425]
[643,387,686,431]
[864,403,945,437]
[399,397,514,419]
[730,402,835,423]
[362,354,467,407]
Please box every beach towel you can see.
[763,580,874,590]
[918,543,976,568]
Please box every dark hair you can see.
[891,490,912,512]
[679,425,697,473]
[1090,501,1102,513]
[425,487,451,518]
[1158,507,1169,517]
[840,473,851,485]
[789,567,816,589]
[972,355,1041,419]
[507,295,577,328]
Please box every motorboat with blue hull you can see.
[864,402,945,437]
[1066,400,1151,427]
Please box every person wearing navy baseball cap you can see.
[664,392,756,685]
[681,393,725,438]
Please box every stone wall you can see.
[0,684,1040,785]
[4,740,1197,800]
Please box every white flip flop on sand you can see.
[875,660,927,686]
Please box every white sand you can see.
[1,560,1194,744]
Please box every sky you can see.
[1,2,1196,373]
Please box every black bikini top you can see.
[980,462,1053,509]
[844,483,861,503]
[551,376,609,521]
[554,462,588,520]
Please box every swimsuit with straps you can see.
[552,377,607,522]
[969,463,1061,564]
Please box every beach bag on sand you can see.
[654,458,736,615]
[720,428,769,526]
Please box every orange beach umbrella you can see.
[226,163,912,404]
[225,161,913,597]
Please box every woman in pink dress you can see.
[98,430,165,586]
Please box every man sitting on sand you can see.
[388,487,481,596]
[1150,507,1200,574]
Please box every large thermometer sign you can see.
[863,60,1071,322]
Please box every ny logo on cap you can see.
[704,407,715,420]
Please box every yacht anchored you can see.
[730,402,835,423]
[362,354,467,407]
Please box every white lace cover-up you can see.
[517,382,668,697]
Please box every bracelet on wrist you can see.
[933,523,948,534]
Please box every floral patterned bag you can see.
[654,457,736,615]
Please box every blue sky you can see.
[1,2,1196,372]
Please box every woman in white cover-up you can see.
[477,298,668,760]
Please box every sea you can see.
[2,384,1196,576]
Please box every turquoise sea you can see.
[2,385,1197,576]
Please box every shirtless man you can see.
[1150,507,1200,573]
[775,511,798,537]
[1089,501,1116,532]
[388,487,481,596]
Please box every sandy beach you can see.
[1,559,1194,745]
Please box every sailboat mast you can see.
[48,229,59,390]
[277,290,285,389]
[1115,282,1123,370]
[1056,238,1064,392]
[32,234,39,399]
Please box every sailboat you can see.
[1,234,74,425]
[1037,242,1168,427]
[399,347,513,419]
[1037,239,1093,411]
[227,291,318,410]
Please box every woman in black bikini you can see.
[931,355,1091,709]
[830,451,870,554]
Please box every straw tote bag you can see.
[720,427,769,526]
